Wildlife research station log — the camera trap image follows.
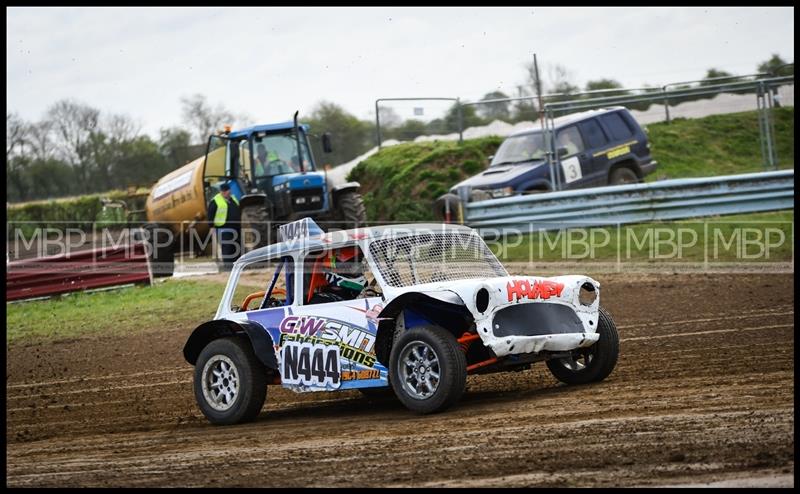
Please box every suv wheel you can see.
[389,326,466,414]
[194,337,268,425]
[609,167,639,185]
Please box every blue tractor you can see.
[202,112,366,248]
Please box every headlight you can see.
[489,187,514,198]
[579,282,597,306]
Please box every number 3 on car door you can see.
[561,156,582,184]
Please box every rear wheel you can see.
[335,191,367,229]
[194,337,268,425]
[609,167,639,185]
[389,326,466,414]
[546,306,619,385]
[241,205,273,250]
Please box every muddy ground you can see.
[6,272,794,487]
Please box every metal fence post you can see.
[456,98,463,144]
[374,100,382,149]
[765,83,778,169]
[662,85,671,124]
[756,83,770,170]
[543,106,558,192]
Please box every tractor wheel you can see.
[335,191,367,230]
[241,206,273,251]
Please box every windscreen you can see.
[251,132,314,177]
[491,132,546,166]
[368,230,508,288]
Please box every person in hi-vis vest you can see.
[207,183,242,271]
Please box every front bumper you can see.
[470,275,601,357]
[640,160,658,177]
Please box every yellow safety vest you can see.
[212,192,239,227]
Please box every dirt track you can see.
[6,272,795,487]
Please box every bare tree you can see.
[27,121,56,161]
[104,113,141,143]
[377,106,401,129]
[180,94,237,143]
[545,63,579,95]
[46,100,100,191]
[7,112,28,158]
[523,60,579,97]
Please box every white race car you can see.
[183,218,619,424]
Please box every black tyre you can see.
[389,326,467,414]
[357,386,396,400]
[335,191,367,229]
[140,223,174,278]
[241,205,272,250]
[432,193,462,222]
[193,337,268,425]
[546,306,619,385]
[609,167,639,185]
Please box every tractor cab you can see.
[201,113,365,250]
[202,116,333,218]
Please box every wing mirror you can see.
[487,154,494,164]
[322,133,333,153]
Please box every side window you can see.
[555,126,585,157]
[302,246,381,305]
[600,112,634,140]
[230,256,294,312]
[579,119,609,149]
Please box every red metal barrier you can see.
[6,242,153,301]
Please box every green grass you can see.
[491,210,794,264]
[348,136,503,222]
[645,107,794,180]
[6,279,226,344]
[349,108,794,222]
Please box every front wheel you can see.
[193,337,268,425]
[546,306,619,385]
[240,206,273,251]
[389,326,466,414]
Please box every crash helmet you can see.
[324,247,368,293]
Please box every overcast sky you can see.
[7,6,795,139]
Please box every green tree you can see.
[111,136,169,189]
[443,103,486,133]
[389,119,428,141]
[700,68,735,85]
[475,91,511,121]
[27,158,77,199]
[158,127,195,170]
[306,101,373,166]
[758,54,793,76]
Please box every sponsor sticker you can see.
[280,341,341,389]
[506,279,565,302]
